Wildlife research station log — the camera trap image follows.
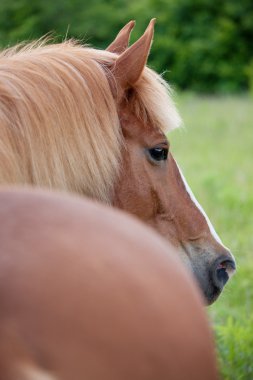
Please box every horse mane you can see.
[0,39,180,203]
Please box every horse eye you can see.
[149,147,168,161]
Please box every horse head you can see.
[107,20,236,305]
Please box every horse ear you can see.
[106,20,135,54]
[112,19,155,99]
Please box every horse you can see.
[0,19,235,304]
[0,188,219,380]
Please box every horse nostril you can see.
[213,257,236,288]
[217,259,236,272]
[216,266,229,286]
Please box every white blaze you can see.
[175,161,227,248]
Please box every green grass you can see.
[169,94,253,380]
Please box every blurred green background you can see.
[1,0,252,379]
[1,0,253,93]
[170,95,253,380]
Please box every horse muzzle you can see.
[197,252,236,305]
[181,242,236,305]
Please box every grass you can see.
[169,94,253,380]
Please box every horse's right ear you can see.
[111,19,155,101]
[107,20,135,54]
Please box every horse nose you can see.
[211,254,236,289]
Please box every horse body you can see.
[0,20,235,303]
[0,189,218,380]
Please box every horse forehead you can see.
[119,108,165,142]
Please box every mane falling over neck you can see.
[0,38,180,202]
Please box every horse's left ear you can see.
[112,19,155,100]
[107,20,135,54]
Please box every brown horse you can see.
[0,188,218,380]
[0,20,235,303]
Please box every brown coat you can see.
[0,189,218,380]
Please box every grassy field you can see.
[169,94,253,379]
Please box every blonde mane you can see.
[0,39,180,203]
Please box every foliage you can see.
[215,316,253,379]
[0,0,252,93]
[170,94,253,379]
